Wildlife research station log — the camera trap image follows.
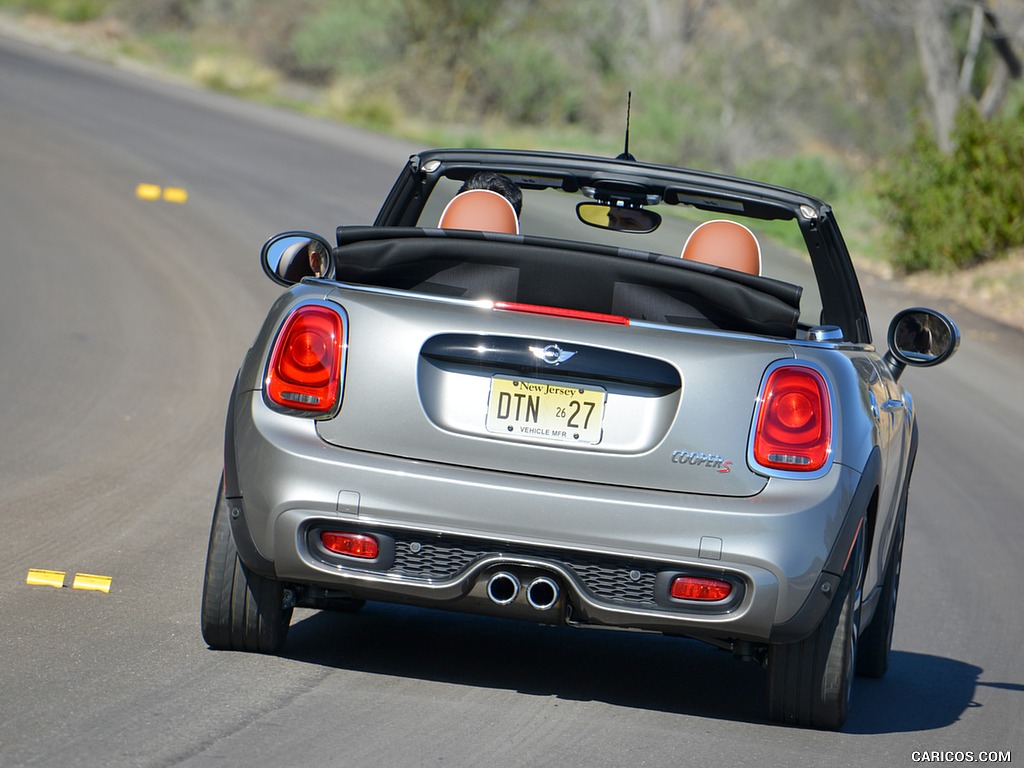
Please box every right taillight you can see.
[752,365,832,472]
[265,305,345,414]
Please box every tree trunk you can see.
[641,0,715,77]
[913,0,960,153]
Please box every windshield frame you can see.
[373,149,870,344]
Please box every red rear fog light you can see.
[670,575,733,602]
[320,531,379,559]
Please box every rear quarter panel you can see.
[788,342,912,596]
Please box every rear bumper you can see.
[228,391,867,644]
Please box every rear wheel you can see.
[767,526,864,730]
[200,479,292,653]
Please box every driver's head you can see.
[458,171,523,217]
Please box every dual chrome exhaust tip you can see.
[486,571,560,612]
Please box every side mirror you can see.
[261,232,334,287]
[576,202,661,234]
[883,307,960,379]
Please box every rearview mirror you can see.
[884,307,960,379]
[261,232,334,287]
[576,202,661,234]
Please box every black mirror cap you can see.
[261,231,335,287]
[884,307,960,378]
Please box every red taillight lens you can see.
[320,531,379,559]
[753,366,832,471]
[670,575,733,601]
[266,305,344,413]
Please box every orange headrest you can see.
[438,189,520,235]
[681,219,762,275]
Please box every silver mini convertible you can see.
[201,148,959,729]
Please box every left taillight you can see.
[752,364,832,472]
[265,305,345,414]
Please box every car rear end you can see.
[225,270,865,647]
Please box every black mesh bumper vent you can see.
[390,533,659,607]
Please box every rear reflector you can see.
[670,575,733,602]
[493,301,630,325]
[320,532,379,559]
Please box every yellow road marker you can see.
[162,187,188,204]
[72,573,113,593]
[135,183,188,204]
[26,569,66,588]
[135,183,162,200]
[26,569,112,592]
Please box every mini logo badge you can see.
[530,344,576,365]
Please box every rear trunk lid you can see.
[316,287,791,497]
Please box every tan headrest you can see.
[438,189,520,235]
[681,219,762,275]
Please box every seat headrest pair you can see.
[439,195,759,276]
[438,189,519,235]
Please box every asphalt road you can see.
[1,33,1021,768]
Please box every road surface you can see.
[1,32,1020,768]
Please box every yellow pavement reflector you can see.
[136,183,162,201]
[162,187,188,204]
[72,573,112,593]
[26,569,66,588]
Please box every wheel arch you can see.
[768,446,880,643]
[221,376,278,579]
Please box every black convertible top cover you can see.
[333,226,802,338]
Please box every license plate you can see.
[486,377,605,444]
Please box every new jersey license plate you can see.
[485,377,605,444]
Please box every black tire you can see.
[767,526,864,730]
[200,479,292,653]
[857,509,904,678]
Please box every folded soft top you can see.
[333,226,803,338]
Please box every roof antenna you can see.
[616,91,636,162]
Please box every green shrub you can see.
[287,3,402,83]
[879,104,1024,272]
[1,0,110,21]
[476,38,584,126]
[627,78,725,169]
[740,155,852,202]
